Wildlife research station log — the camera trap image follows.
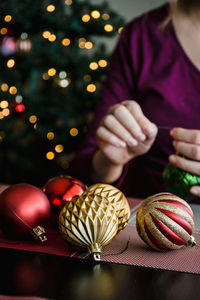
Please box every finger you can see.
[122,100,158,138]
[169,154,200,176]
[173,141,200,161]
[190,186,200,197]
[108,103,146,142]
[96,126,126,148]
[170,128,200,144]
[102,114,138,147]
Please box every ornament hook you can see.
[33,226,47,242]
[89,243,102,261]
[186,235,196,247]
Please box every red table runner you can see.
[0,198,200,274]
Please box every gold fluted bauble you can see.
[85,183,130,233]
[59,192,118,261]
[136,192,196,251]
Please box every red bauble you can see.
[43,176,86,220]
[0,185,9,194]
[0,184,51,241]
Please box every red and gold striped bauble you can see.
[136,192,196,251]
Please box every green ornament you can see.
[163,163,200,200]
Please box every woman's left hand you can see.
[169,127,200,197]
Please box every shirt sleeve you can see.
[69,23,138,186]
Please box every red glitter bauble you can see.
[43,176,86,211]
[136,192,195,251]
[0,184,51,241]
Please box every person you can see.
[69,0,200,200]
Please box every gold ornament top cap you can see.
[32,226,47,242]
[89,243,102,261]
[186,235,196,247]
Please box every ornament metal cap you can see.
[186,235,196,247]
[32,226,47,242]
[89,243,102,261]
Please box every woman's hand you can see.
[169,127,200,197]
[96,100,158,166]
[92,100,157,183]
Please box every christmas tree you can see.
[0,0,124,186]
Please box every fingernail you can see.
[118,141,126,148]
[137,133,146,142]
[169,155,176,163]
[190,187,199,195]
[128,138,138,147]
[143,124,154,135]
[170,130,174,136]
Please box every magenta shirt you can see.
[69,4,200,198]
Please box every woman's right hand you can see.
[96,100,158,166]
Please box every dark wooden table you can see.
[0,247,199,300]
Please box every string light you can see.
[15,95,23,103]
[79,37,86,43]
[15,103,25,113]
[0,100,8,109]
[83,74,92,82]
[49,34,56,42]
[46,5,55,12]
[0,135,3,142]
[1,83,8,92]
[55,144,64,153]
[48,68,56,76]
[2,108,10,116]
[87,84,96,93]
[98,59,107,67]
[21,32,28,39]
[0,28,8,35]
[65,0,72,5]
[46,151,55,160]
[70,128,78,136]
[85,41,93,49]
[102,13,110,20]
[42,73,50,80]
[7,59,15,68]
[59,79,70,88]
[34,124,37,129]
[79,37,86,48]
[104,24,113,32]
[47,132,55,140]
[91,10,101,19]
[79,41,86,49]
[42,31,51,39]
[9,86,17,95]
[0,112,4,119]
[59,71,67,79]
[29,115,37,124]
[82,14,90,22]
[62,38,71,46]
[4,15,12,22]
[118,27,124,34]
[89,62,98,70]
